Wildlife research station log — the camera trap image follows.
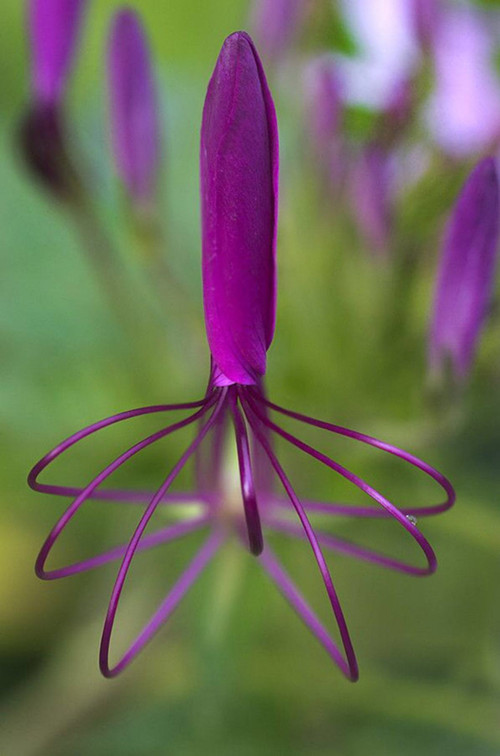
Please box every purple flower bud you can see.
[250,0,306,62]
[304,55,344,185]
[28,0,87,105]
[201,31,279,386]
[107,9,161,206]
[429,157,500,383]
[427,8,500,156]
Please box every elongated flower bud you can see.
[201,32,279,385]
[29,0,86,105]
[429,157,500,383]
[107,9,160,207]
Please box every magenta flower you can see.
[429,157,500,384]
[107,8,160,208]
[30,32,454,682]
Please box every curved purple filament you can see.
[103,529,224,678]
[243,397,359,681]
[247,389,455,518]
[260,546,356,675]
[265,516,431,577]
[99,388,228,677]
[229,390,264,556]
[29,397,211,499]
[34,396,218,580]
[43,516,210,580]
[243,392,437,574]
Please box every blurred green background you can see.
[2,1,500,754]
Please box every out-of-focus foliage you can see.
[1,1,500,755]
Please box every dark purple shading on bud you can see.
[350,144,392,256]
[18,101,79,199]
[29,0,87,105]
[201,32,279,385]
[429,157,500,382]
[250,0,305,62]
[304,55,344,187]
[107,9,160,206]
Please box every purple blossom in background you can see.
[250,0,306,62]
[429,158,500,384]
[349,144,392,256]
[29,0,87,105]
[21,0,87,197]
[108,8,160,207]
[410,0,440,50]
[30,32,454,682]
[427,7,500,157]
[303,55,344,189]
[337,0,419,110]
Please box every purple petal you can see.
[29,0,87,104]
[429,157,500,382]
[107,9,161,205]
[201,32,279,386]
[426,8,500,156]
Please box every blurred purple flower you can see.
[29,0,87,105]
[337,0,419,109]
[30,32,454,682]
[349,144,393,256]
[427,8,500,157]
[21,0,87,197]
[410,0,440,50]
[107,8,161,207]
[250,0,306,63]
[303,55,344,189]
[429,158,500,384]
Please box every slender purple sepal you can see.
[29,0,87,105]
[201,32,279,385]
[107,8,160,206]
[429,157,500,382]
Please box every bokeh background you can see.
[2,0,500,754]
